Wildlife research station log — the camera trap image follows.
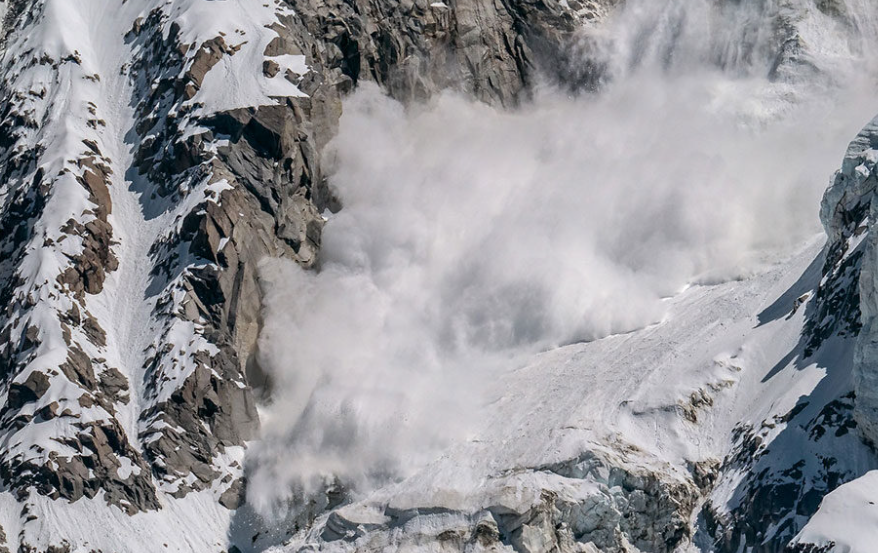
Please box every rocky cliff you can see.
[821,115,878,447]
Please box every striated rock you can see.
[285,0,592,107]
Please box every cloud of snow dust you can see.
[245,0,878,517]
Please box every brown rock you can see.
[99,368,129,404]
[262,59,280,78]
[187,36,230,88]
[7,371,51,410]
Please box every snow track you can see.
[85,0,160,455]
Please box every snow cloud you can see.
[245,0,878,518]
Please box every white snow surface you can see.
[0,234,847,552]
[389,239,822,503]
[251,235,869,552]
[174,0,307,115]
[792,470,878,552]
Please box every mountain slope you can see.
[260,235,871,552]
[0,0,877,551]
[0,0,603,549]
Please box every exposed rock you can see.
[219,478,246,510]
[786,544,835,553]
[56,217,118,297]
[186,36,232,89]
[6,371,50,410]
[58,346,97,391]
[285,0,590,107]
[820,115,878,446]
[1,418,158,514]
[98,367,129,404]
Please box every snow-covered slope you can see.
[0,0,607,549]
[266,236,854,552]
[1,0,878,551]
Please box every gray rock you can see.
[219,478,246,510]
[818,115,878,446]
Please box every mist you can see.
[245,0,878,517]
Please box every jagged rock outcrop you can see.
[821,116,878,448]
[681,106,878,553]
[287,0,610,107]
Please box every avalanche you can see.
[0,0,878,551]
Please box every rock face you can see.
[821,116,878,447]
[681,114,878,553]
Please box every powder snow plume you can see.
[245,0,878,517]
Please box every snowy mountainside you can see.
[0,0,607,549]
[0,0,877,552]
[261,236,871,551]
